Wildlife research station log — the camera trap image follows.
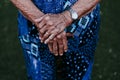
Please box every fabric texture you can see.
[18,0,100,80]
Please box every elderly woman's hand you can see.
[33,12,73,56]
[34,12,73,56]
[47,31,73,56]
[35,12,72,44]
[48,31,68,56]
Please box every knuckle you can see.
[40,30,44,34]
[47,21,53,25]
[45,32,49,36]
[45,16,50,20]
[57,35,61,39]
[55,29,60,34]
[62,32,66,36]
[54,38,57,41]
[53,29,58,33]
[59,45,63,48]
[50,26,55,29]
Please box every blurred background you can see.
[0,0,120,80]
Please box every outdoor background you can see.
[0,0,120,80]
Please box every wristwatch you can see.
[68,8,78,20]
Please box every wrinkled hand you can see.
[34,12,73,56]
[35,13,72,44]
[48,31,73,56]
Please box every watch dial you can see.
[72,12,78,20]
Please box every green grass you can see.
[0,0,120,80]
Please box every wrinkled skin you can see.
[35,13,73,56]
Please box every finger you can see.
[38,31,42,38]
[44,29,59,44]
[57,35,64,56]
[39,25,48,35]
[53,38,58,56]
[41,31,50,42]
[44,33,55,44]
[42,26,55,42]
[39,33,44,42]
[35,15,47,23]
[38,30,44,43]
[47,23,65,40]
[44,22,66,44]
[40,20,53,35]
[49,40,53,43]
[38,16,50,29]
[48,42,53,53]
[39,24,51,42]
[62,32,68,52]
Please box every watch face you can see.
[72,12,78,20]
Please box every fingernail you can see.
[44,40,48,44]
[65,50,67,52]
[55,54,58,56]
[44,41,47,44]
[39,37,41,39]
[41,40,43,43]
[60,54,63,56]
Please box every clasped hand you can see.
[35,13,72,56]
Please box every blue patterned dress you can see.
[18,0,100,80]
